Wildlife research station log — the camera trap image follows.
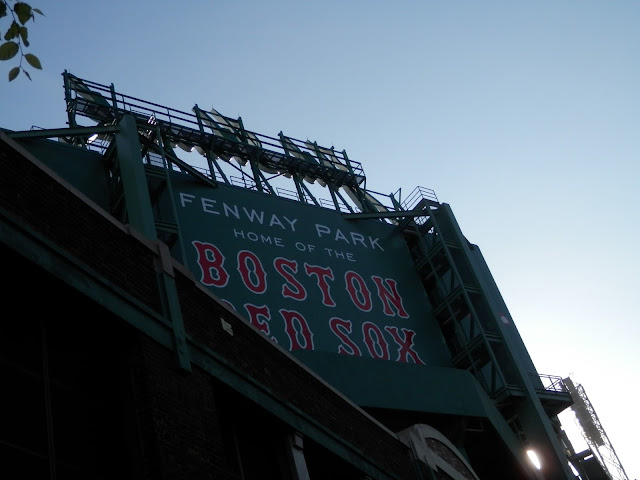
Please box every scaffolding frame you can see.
[563,378,629,480]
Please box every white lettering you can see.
[284,216,298,232]
[350,232,366,247]
[179,192,195,207]
[334,229,349,244]
[243,208,265,224]
[223,203,240,219]
[369,237,383,251]
[315,224,331,238]
[201,197,219,214]
[269,214,285,229]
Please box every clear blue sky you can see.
[2,1,639,477]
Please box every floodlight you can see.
[527,450,541,470]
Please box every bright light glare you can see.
[568,462,579,476]
[527,450,542,470]
[88,133,99,143]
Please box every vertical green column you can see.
[437,204,574,479]
[115,113,191,371]
[114,114,157,238]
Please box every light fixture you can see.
[527,449,541,470]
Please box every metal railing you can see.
[65,72,365,182]
[401,186,439,211]
[535,373,569,394]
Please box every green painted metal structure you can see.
[3,71,582,479]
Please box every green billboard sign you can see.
[172,176,451,368]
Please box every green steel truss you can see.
[62,72,372,207]
[394,194,575,478]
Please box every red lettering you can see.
[362,322,389,360]
[329,317,362,356]
[274,257,307,301]
[345,271,372,312]
[384,326,424,364]
[192,241,229,287]
[305,264,336,307]
[237,250,267,294]
[372,276,408,318]
[281,310,314,351]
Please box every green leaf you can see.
[19,26,28,46]
[23,69,31,80]
[4,21,20,41]
[8,66,20,81]
[0,2,7,19]
[14,2,32,25]
[33,8,44,16]
[24,53,40,69]
[0,41,19,60]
